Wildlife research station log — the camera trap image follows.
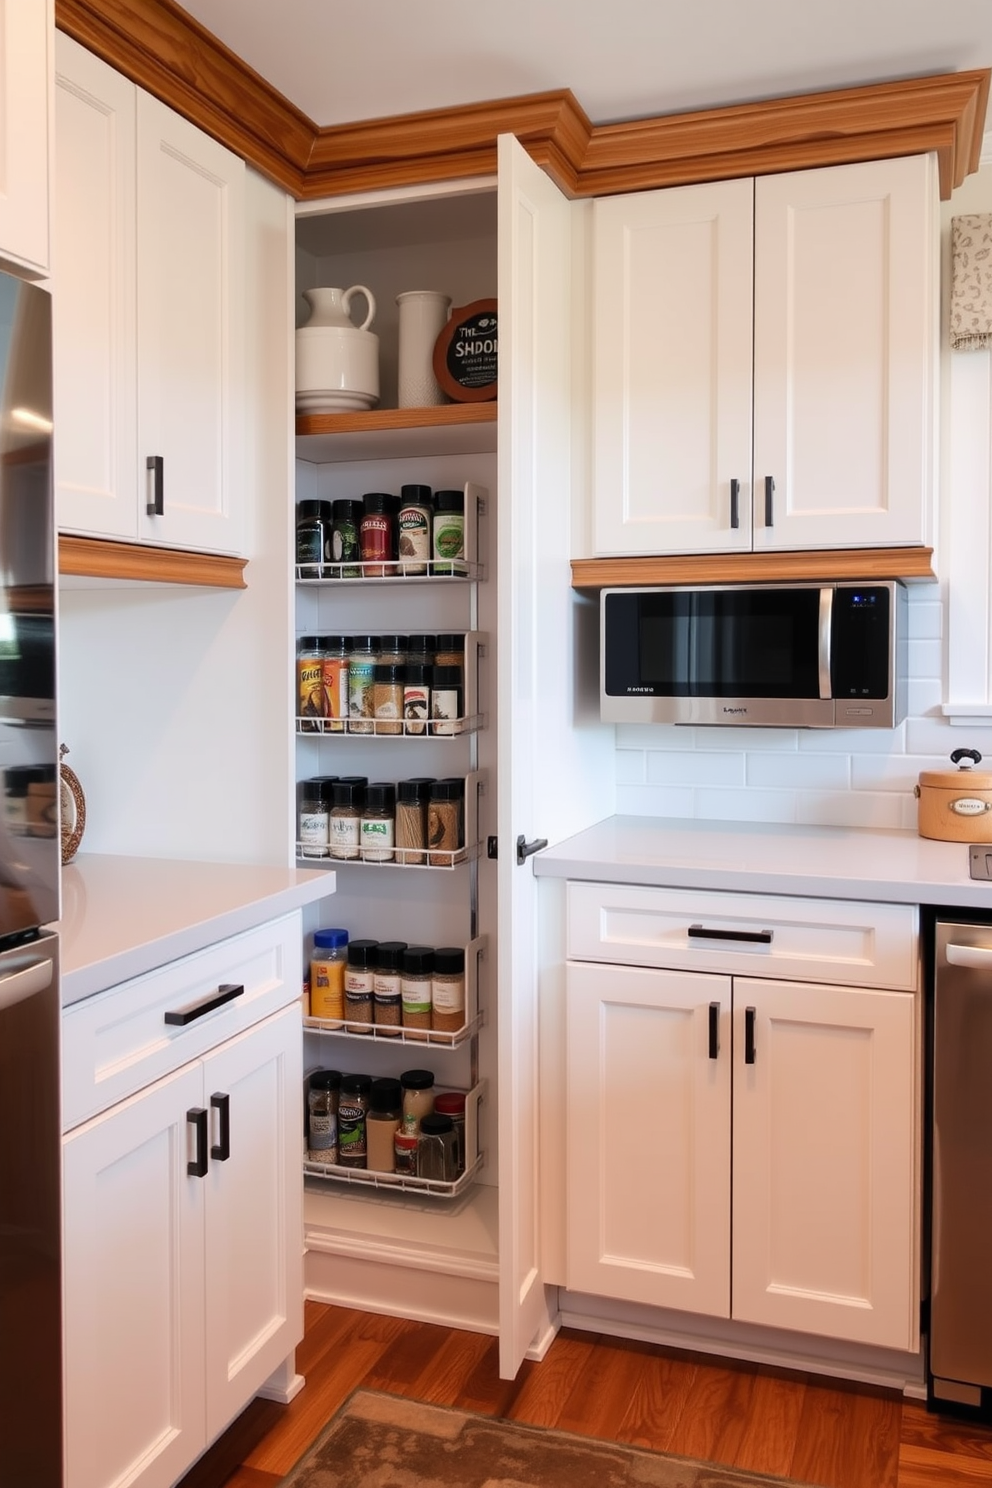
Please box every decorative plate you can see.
[60,744,85,865]
[432,299,497,402]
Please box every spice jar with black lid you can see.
[432,946,466,1034]
[407,633,436,662]
[330,498,362,578]
[373,941,407,1035]
[432,490,466,575]
[307,1069,341,1165]
[348,636,379,734]
[320,634,350,733]
[373,663,405,735]
[401,947,434,1038]
[402,664,431,737]
[297,635,326,729]
[360,492,398,577]
[344,939,377,1032]
[428,778,464,865]
[400,1067,435,1131]
[398,484,433,575]
[329,779,365,860]
[298,776,336,858]
[434,634,465,668]
[337,1073,372,1167]
[361,782,396,861]
[296,499,333,577]
[377,635,408,664]
[417,1112,458,1182]
[431,665,462,735]
[396,777,433,863]
[366,1077,403,1172]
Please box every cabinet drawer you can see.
[566,883,918,991]
[62,914,302,1130]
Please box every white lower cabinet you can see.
[565,886,919,1353]
[62,920,304,1488]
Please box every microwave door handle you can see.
[818,588,833,698]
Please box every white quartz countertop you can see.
[54,853,335,1004]
[533,815,992,909]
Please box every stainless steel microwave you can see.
[601,581,907,728]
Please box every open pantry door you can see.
[496,135,614,1377]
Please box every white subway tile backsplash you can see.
[797,724,907,755]
[908,638,943,677]
[850,753,935,792]
[696,789,797,824]
[615,723,697,751]
[616,750,646,786]
[746,752,850,790]
[646,748,745,788]
[905,717,992,757]
[795,790,909,830]
[906,594,943,639]
[907,678,944,717]
[616,784,696,817]
[695,725,799,753]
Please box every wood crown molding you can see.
[59,535,248,588]
[56,0,990,201]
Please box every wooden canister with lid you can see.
[916,749,992,841]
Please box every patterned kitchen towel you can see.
[951,213,992,350]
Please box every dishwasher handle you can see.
[946,943,992,971]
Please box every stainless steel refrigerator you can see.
[0,268,61,1484]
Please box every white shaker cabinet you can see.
[0,0,51,276]
[565,884,919,1352]
[62,917,304,1488]
[53,33,245,554]
[592,154,937,557]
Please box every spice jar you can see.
[403,664,431,737]
[431,946,466,1034]
[307,1069,341,1164]
[428,778,463,865]
[434,1091,467,1175]
[360,492,398,577]
[348,635,379,734]
[344,939,377,1032]
[298,776,334,858]
[373,940,406,1035]
[401,1068,435,1133]
[417,1112,458,1182]
[297,635,326,729]
[337,1073,372,1168]
[394,1129,419,1177]
[366,1077,403,1172]
[377,634,408,664]
[309,927,348,1020]
[373,663,405,735]
[430,665,462,735]
[398,483,433,575]
[432,489,465,574]
[406,634,437,666]
[433,634,465,668]
[296,499,332,577]
[360,782,396,861]
[320,634,350,732]
[329,780,365,860]
[401,947,434,1039]
[330,498,362,579]
[395,777,433,864]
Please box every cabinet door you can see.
[565,960,731,1316]
[732,977,917,1349]
[753,154,937,551]
[592,178,754,556]
[53,33,138,539]
[63,1065,206,1488]
[0,0,50,274]
[202,1003,303,1438]
[135,92,245,555]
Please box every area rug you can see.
[280,1388,821,1488]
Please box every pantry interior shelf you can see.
[295,403,497,463]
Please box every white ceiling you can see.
[179,0,992,132]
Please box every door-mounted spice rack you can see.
[305,936,485,1049]
[296,770,485,869]
[297,631,485,738]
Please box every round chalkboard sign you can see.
[432,298,497,403]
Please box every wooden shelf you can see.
[58,535,248,588]
[571,547,937,589]
[295,402,497,463]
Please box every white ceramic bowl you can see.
[295,325,379,410]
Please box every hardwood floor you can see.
[178,1303,992,1488]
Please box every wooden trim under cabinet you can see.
[570,547,937,589]
[59,535,248,588]
[55,0,989,202]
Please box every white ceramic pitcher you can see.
[296,285,380,412]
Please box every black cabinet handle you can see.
[164,982,244,1027]
[688,924,773,945]
[187,1107,208,1177]
[730,478,740,530]
[516,835,548,866]
[764,475,775,528]
[708,1001,720,1059]
[146,455,164,516]
[211,1092,231,1162]
[744,1007,757,1065]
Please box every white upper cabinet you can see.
[592,154,938,557]
[54,33,246,555]
[0,0,51,276]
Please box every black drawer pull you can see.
[187,1107,208,1177]
[730,478,740,530]
[146,454,164,516]
[165,982,245,1027]
[708,1001,720,1060]
[745,1007,757,1065]
[688,924,773,945]
[764,474,775,527]
[211,1092,231,1162]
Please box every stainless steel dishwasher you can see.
[929,915,992,1413]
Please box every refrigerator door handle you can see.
[946,943,992,970]
[0,956,53,1013]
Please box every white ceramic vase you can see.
[295,285,379,412]
[396,290,451,408]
